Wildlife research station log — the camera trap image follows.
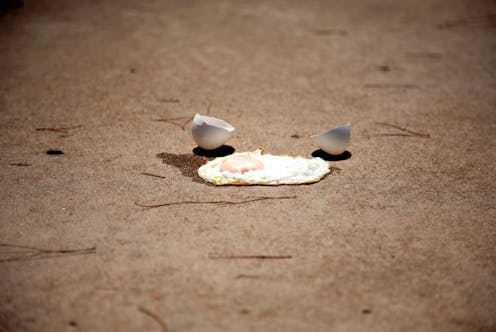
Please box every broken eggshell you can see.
[311,124,351,155]
[191,113,235,150]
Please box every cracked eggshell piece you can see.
[311,124,351,155]
[191,113,235,150]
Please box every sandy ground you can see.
[1,1,495,331]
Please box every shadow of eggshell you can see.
[193,145,235,157]
[311,149,352,161]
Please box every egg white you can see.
[198,149,331,185]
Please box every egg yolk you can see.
[221,155,265,173]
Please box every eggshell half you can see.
[191,113,235,150]
[311,124,350,155]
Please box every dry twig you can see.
[135,195,297,209]
[364,83,419,89]
[0,243,96,263]
[153,117,192,131]
[376,122,430,138]
[313,28,347,36]
[138,306,168,332]
[141,172,166,179]
[235,274,264,279]
[9,162,31,166]
[160,98,180,103]
[36,125,82,133]
[406,52,442,59]
[209,254,292,260]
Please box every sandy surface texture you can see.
[1,1,495,331]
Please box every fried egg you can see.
[198,148,331,185]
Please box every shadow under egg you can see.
[193,145,235,158]
[311,149,352,161]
